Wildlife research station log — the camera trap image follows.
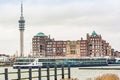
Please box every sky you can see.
[0,0,120,56]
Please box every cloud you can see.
[24,0,120,27]
[0,0,120,55]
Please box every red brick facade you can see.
[32,31,119,57]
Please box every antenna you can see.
[21,0,23,17]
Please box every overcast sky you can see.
[0,0,120,56]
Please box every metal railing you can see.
[0,65,71,80]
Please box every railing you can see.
[0,65,71,80]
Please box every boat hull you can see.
[13,63,108,69]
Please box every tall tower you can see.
[19,1,25,57]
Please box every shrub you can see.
[95,74,119,80]
[60,78,79,80]
[87,73,119,80]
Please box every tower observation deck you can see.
[19,1,25,57]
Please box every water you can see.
[0,66,120,80]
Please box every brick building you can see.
[32,31,118,57]
[46,40,66,57]
[32,32,50,57]
[66,40,80,57]
[86,31,111,57]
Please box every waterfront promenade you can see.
[0,66,71,80]
[1,66,120,80]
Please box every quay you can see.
[0,65,71,80]
[79,66,120,70]
[0,62,13,67]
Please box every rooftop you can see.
[91,31,98,36]
[36,32,46,37]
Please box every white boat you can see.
[13,57,108,69]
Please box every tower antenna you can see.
[21,0,23,17]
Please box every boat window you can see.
[118,60,120,62]
[15,58,35,62]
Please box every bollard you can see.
[5,68,8,80]
[38,66,41,80]
[68,65,71,79]
[29,67,32,80]
[61,64,64,79]
[54,65,57,80]
[47,66,50,80]
[18,67,21,80]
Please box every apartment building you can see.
[32,31,115,57]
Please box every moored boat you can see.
[108,57,120,66]
[13,57,108,69]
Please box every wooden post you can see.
[61,64,64,79]
[54,65,57,80]
[68,65,71,79]
[29,67,32,80]
[38,66,41,80]
[4,68,8,80]
[18,67,21,80]
[47,66,50,80]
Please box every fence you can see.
[0,65,71,80]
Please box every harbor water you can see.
[0,66,120,80]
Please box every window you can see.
[63,48,66,52]
[47,45,51,47]
[53,45,56,47]
[64,42,66,44]
[48,42,52,44]
[71,50,75,54]
[53,48,56,52]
